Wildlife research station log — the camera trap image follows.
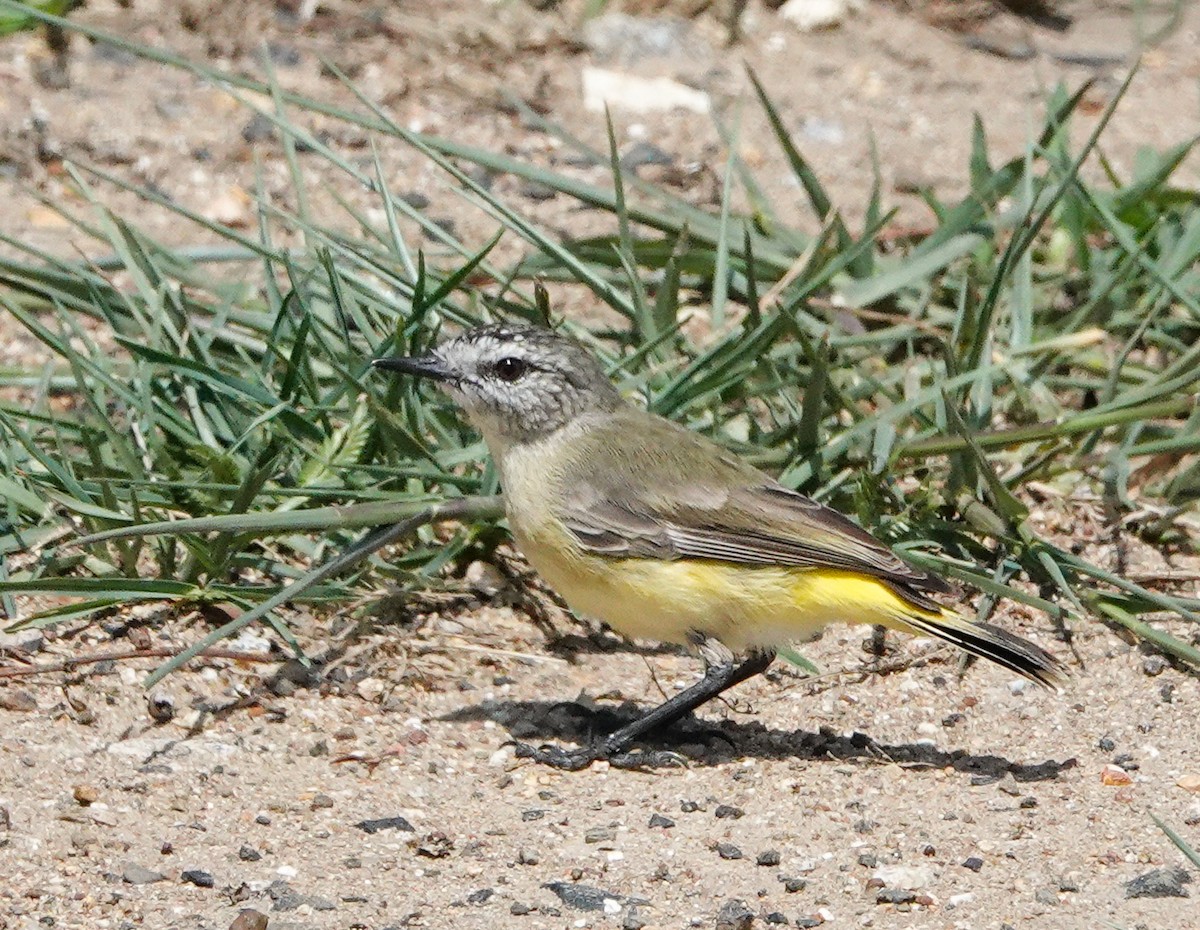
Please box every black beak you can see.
[371,354,452,382]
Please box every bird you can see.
[374,323,1064,770]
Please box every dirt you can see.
[2,2,1200,929]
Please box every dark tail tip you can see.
[970,620,1067,689]
[905,611,1067,690]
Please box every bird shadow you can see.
[444,697,1075,780]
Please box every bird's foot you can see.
[510,741,597,771]
[510,741,688,771]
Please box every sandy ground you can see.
[2,587,1199,930]
[2,2,1200,929]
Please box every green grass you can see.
[1,3,1199,684]
[0,0,72,36]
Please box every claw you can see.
[608,750,689,770]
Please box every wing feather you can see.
[560,482,948,601]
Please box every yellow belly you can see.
[516,524,932,653]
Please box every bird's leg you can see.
[512,638,776,771]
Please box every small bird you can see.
[374,324,1063,769]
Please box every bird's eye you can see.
[493,357,527,382]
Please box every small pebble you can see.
[122,864,166,885]
[267,880,336,912]
[585,826,617,844]
[757,849,781,867]
[858,853,879,868]
[1177,774,1200,794]
[680,800,702,813]
[620,141,675,170]
[876,888,917,905]
[1113,753,1139,771]
[423,217,458,242]
[1034,888,1058,906]
[467,888,494,905]
[715,805,744,820]
[182,869,215,888]
[519,180,557,201]
[414,832,454,858]
[311,794,334,810]
[1125,867,1191,899]
[765,913,789,925]
[782,878,807,893]
[1142,655,1168,676]
[355,815,414,834]
[649,813,675,829]
[266,41,301,67]
[0,690,37,712]
[715,898,754,930]
[1098,736,1116,753]
[962,857,984,872]
[1101,764,1133,786]
[716,842,743,860]
[238,845,262,862]
[255,814,272,826]
[242,113,275,144]
[542,882,621,912]
[517,849,540,866]
[511,902,534,915]
[147,693,176,723]
[72,784,98,806]
[228,910,268,930]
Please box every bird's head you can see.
[374,324,623,445]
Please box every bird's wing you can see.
[563,484,945,592]
[554,410,948,598]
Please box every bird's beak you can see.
[372,354,452,382]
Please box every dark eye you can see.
[493,357,527,382]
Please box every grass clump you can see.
[1,4,1198,683]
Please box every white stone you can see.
[582,67,709,115]
[780,0,865,32]
[872,864,934,889]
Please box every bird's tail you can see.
[895,606,1066,689]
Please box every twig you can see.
[0,647,277,680]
